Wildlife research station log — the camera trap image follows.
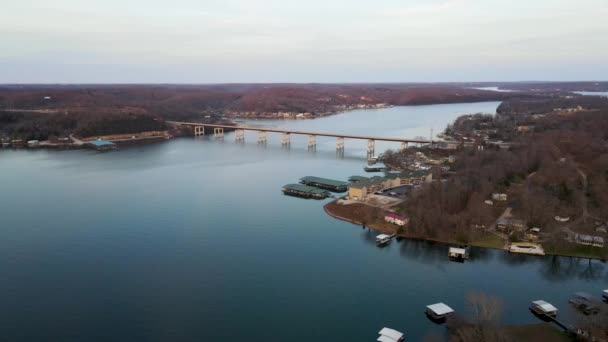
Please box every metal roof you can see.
[283,184,329,194]
[376,234,391,240]
[300,176,348,187]
[88,140,115,147]
[378,327,403,341]
[532,300,558,313]
[426,303,455,316]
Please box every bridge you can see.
[167,121,435,158]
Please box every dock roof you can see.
[88,140,115,147]
[283,184,329,195]
[378,327,403,341]
[426,303,454,316]
[348,175,369,182]
[300,176,348,187]
[532,300,558,313]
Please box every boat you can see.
[425,303,455,321]
[377,327,404,342]
[603,289,608,301]
[530,300,558,318]
[448,246,470,261]
[376,234,392,246]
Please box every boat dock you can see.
[299,176,348,192]
[509,242,545,256]
[282,184,330,199]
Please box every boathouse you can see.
[86,139,117,151]
[299,176,348,192]
[282,184,329,199]
[384,213,409,226]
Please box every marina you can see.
[282,184,330,199]
[299,176,349,192]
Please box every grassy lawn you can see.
[471,233,506,249]
[545,244,607,259]
[505,323,573,341]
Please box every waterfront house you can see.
[574,234,604,248]
[492,193,508,201]
[496,217,527,233]
[384,213,409,226]
[347,176,395,200]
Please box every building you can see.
[282,184,329,199]
[574,234,605,248]
[496,217,527,233]
[386,169,432,186]
[348,176,397,199]
[299,176,348,192]
[27,140,40,148]
[86,139,117,151]
[492,193,508,201]
[384,213,409,226]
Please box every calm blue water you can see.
[1,102,607,341]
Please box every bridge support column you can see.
[194,126,205,136]
[214,127,224,139]
[307,135,316,151]
[235,129,245,143]
[400,142,407,151]
[336,137,344,151]
[280,133,290,147]
[257,131,267,144]
[367,139,375,159]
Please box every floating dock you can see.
[282,184,330,199]
[509,243,545,256]
[364,166,389,172]
[299,176,348,192]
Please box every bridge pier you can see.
[367,139,375,159]
[194,126,205,136]
[214,127,224,139]
[257,131,267,144]
[336,137,344,151]
[235,129,245,143]
[400,142,407,151]
[280,133,291,147]
[307,135,316,151]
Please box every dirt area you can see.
[362,194,403,209]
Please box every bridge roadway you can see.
[166,121,433,144]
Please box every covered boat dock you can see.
[282,184,330,199]
[299,176,348,192]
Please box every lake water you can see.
[1,102,607,341]
[574,91,608,97]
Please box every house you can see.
[492,193,508,201]
[484,200,494,206]
[555,216,570,223]
[574,234,605,248]
[384,213,409,226]
[496,217,527,233]
[27,140,40,148]
[525,227,541,241]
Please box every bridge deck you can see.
[167,121,433,144]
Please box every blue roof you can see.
[88,140,115,147]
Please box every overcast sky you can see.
[2,0,607,83]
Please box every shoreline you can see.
[324,200,607,261]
